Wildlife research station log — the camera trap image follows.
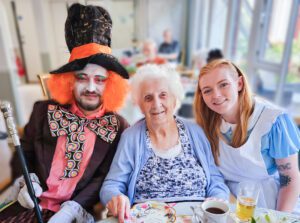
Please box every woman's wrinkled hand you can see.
[106,194,131,223]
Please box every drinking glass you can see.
[236,181,260,222]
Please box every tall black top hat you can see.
[50,3,129,79]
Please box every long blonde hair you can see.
[194,59,253,165]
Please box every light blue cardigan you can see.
[100,117,229,205]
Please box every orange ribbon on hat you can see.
[69,43,112,62]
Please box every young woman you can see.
[194,59,300,212]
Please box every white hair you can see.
[130,64,184,110]
[142,39,157,49]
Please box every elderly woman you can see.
[100,64,229,222]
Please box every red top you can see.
[39,103,105,212]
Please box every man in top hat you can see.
[0,3,129,223]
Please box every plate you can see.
[130,201,176,223]
[170,213,237,223]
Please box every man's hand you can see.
[48,200,94,223]
[106,194,131,223]
[17,181,43,209]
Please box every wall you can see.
[44,0,136,69]
[0,1,24,125]
[87,0,135,49]
[2,0,62,82]
[11,0,43,82]
[32,0,58,71]
[147,0,186,46]
[48,0,70,69]
[3,0,187,75]
[134,0,186,49]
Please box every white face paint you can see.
[73,63,108,112]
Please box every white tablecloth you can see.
[97,201,300,223]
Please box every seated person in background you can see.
[136,39,166,67]
[206,48,223,63]
[192,48,223,77]
[100,64,230,223]
[194,59,300,212]
[192,49,208,72]
[0,3,129,222]
[158,29,180,62]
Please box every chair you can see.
[0,114,12,193]
[37,74,51,99]
[178,48,186,66]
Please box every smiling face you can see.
[199,65,244,123]
[138,78,176,127]
[73,63,108,113]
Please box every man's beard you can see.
[75,96,102,111]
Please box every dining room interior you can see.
[0,0,300,222]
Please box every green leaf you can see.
[265,214,271,223]
[251,217,256,223]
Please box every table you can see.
[97,201,300,223]
[177,68,195,79]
